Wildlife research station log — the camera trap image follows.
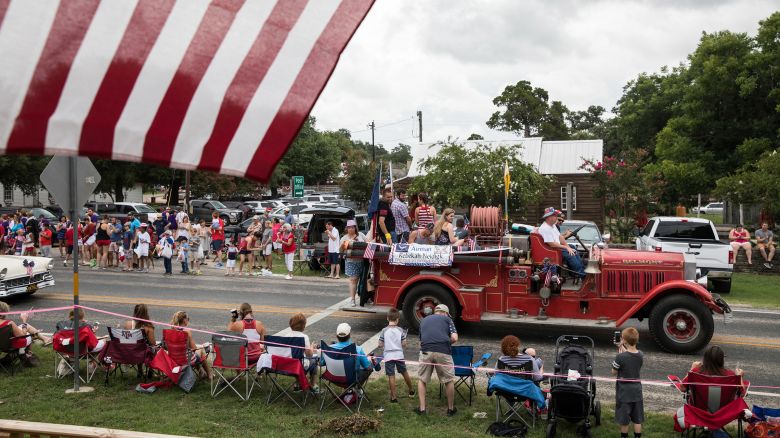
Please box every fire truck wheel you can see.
[402,284,457,331]
[649,294,714,354]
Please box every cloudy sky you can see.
[311,0,777,149]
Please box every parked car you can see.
[558,220,608,258]
[300,205,360,270]
[243,200,285,213]
[636,216,733,293]
[693,202,724,215]
[0,206,58,222]
[0,255,55,298]
[303,194,339,204]
[189,199,243,224]
[224,217,258,240]
[220,201,253,222]
[269,203,318,225]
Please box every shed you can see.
[395,138,604,229]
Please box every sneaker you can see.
[285,274,292,280]
[412,407,426,415]
[390,398,398,403]
[63,261,67,267]
[408,390,416,397]
[764,262,772,269]
[310,386,321,395]
[446,407,458,417]
[350,300,356,307]
[215,262,224,268]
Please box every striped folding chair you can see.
[319,341,370,414]
[260,335,309,408]
[211,331,259,401]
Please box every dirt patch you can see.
[308,414,381,437]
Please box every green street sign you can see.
[293,176,304,198]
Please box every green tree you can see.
[487,80,551,137]
[466,133,484,140]
[388,144,412,165]
[409,142,550,215]
[567,105,606,140]
[581,150,651,242]
[715,148,780,217]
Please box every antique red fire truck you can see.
[348,208,732,354]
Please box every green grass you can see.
[697,213,724,225]
[727,273,780,308]
[1,347,720,438]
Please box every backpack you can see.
[486,420,528,437]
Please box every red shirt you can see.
[211,218,225,240]
[281,232,296,254]
[39,229,52,246]
[0,320,27,349]
[83,222,95,238]
[65,226,82,246]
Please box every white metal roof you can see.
[405,138,603,177]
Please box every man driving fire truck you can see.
[538,206,586,279]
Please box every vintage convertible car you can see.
[0,255,55,298]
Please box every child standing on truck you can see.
[611,327,644,438]
[378,308,415,403]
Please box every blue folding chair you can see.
[319,341,370,413]
[259,335,310,408]
[439,346,491,406]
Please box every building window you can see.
[560,186,577,212]
[3,185,12,205]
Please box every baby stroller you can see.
[546,335,601,438]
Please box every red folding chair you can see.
[52,324,102,383]
[99,327,153,386]
[149,329,194,384]
[669,371,750,437]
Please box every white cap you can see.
[434,304,450,315]
[336,322,351,337]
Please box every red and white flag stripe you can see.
[0,0,373,182]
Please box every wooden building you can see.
[395,138,605,230]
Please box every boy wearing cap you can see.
[415,304,458,416]
[323,323,375,386]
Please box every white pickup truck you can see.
[636,216,733,293]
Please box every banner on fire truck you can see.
[388,243,453,267]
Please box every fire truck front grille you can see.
[605,271,664,295]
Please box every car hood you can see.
[299,206,354,216]
[0,255,53,279]
[217,208,243,214]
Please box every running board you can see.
[340,305,393,314]
[480,312,616,327]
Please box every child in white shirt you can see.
[378,308,415,402]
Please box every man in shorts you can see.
[414,304,458,416]
[755,222,776,269]
[210,211,225,268]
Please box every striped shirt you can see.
[416,205,434,229]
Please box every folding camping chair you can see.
[260,335,310,408]
[100,327,152,386]
[319,341,371,414]
[487,358,546,429]
[669,372,750,438]
[292,247,312,276]
[0,324,31,376]
[52,324,102,383]
[211,331,260,401]
[439,346,491,406]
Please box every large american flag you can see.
[0,0,373,182]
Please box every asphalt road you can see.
[5,262,779,412]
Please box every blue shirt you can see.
[419,314,457,355]
[321,340,371,370]
[129,218,141,233]
[284,213,294,225]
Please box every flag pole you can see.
[503,160,510,227]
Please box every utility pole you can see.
[417,110,423,142]
[368,120,376,162]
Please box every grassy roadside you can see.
[727,273,780,308]
[0,347,732,438]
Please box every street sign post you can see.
[40,156,100,394]
[292,176,304,198]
